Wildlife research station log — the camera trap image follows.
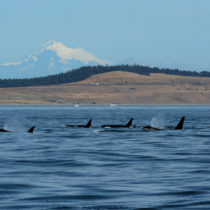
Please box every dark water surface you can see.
[0,105,210,209]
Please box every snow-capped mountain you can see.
[0,41,110,79]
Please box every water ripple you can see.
[0,105,210,209]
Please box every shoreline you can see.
[1,104,210,106]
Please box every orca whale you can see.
[63,119,92,128]
[0,126,36,133]
[101,118,134,128]
[28,126,36,133]
[143,116,185,131]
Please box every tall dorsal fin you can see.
[85,119,92,128]
[175,116,185,130]
[126,118,133,127]
[28,126,36,133]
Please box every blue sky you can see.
[0,0,210,71]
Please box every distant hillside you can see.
[0,64,210,88]
[1,71,210,104]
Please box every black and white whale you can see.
[143,116,185,131]
[63,119,92,128]
[101,118,134,128]
[0,126,36,133]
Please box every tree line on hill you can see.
[0,65,210,88]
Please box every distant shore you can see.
[1,71,210,105]
[1,104,210,106]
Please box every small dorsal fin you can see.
[175,116,185,130]
[28,126,36,133]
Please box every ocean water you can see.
[0,105,210,209]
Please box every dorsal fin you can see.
[175,116,185,130]
[28,126,35,133]
[85,119,92,128]
[125,118,133,127]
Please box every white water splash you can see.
[93,129,101,133]
[4,118,25,132]
[151,113,165,129]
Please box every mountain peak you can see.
[0,41,111,79]
[44,41,108,65]
[43,40,60,47]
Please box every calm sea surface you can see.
[0,105,210,209]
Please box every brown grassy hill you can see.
[1,71,210,104]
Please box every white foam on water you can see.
[4,118,25,132]
[151,113,166,129]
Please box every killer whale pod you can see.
[0,116,186,133]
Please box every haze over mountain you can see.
[0,41,110,79]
